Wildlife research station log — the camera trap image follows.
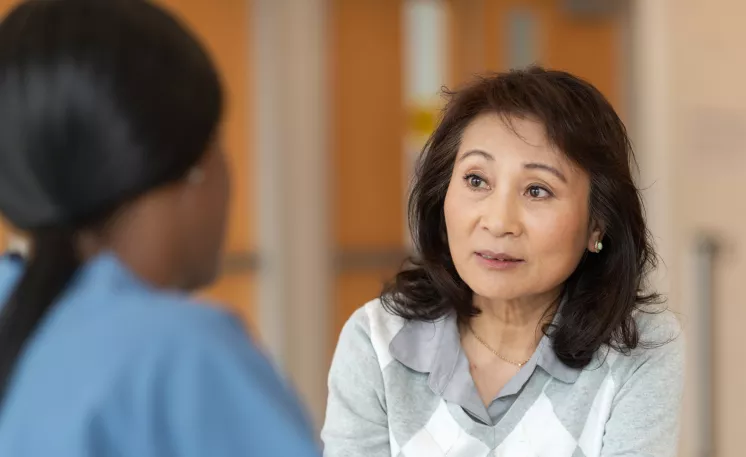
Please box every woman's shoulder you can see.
[101,293,273,402]
[603,307,684,382]
[60,266,257,369]
[340,297,407,343]
[632,306,683,352]
[334,297,408,370]
[122,289,251,352]
[94,298,318,457]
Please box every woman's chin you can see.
[467,285,527,303]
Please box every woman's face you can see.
[177,134,231,289]
[443,113,601,304]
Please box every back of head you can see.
[0,0,223,405]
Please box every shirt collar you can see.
[388,307,581,391]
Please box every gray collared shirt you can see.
[321,299,684,457]
[388,310,579,425]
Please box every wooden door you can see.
[481,0,626,108]
[450,0,625,109]
[329,0,406,345]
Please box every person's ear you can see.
[587,221,605,253]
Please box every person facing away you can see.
[0,1,321,456]
[322,67,685,457]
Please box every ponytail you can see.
[0,228,80,402]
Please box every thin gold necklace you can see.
[467,324,531,368]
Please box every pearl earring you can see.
[186,167,205,185]
[594,240,604,253]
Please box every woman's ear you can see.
[587,220,605,253]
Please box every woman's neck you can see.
[467,291,560,354]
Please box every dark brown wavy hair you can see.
[381,66,661,369]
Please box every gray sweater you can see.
[321,299,684,457]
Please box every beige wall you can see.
[672,3,746,456]
[634,1,746,456]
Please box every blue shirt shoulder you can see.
[0,253,320,457]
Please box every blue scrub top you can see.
[0,252,321,457]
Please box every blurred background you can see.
[0,0,742,456]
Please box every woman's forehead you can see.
[457,114,571,166]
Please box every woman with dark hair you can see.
[322,67,684,457]
[0,1,320,455]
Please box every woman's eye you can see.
[527,185,552,199]
[464,174,488,189]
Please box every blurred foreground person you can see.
[322,67,684,457]
[0,1,320,456]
